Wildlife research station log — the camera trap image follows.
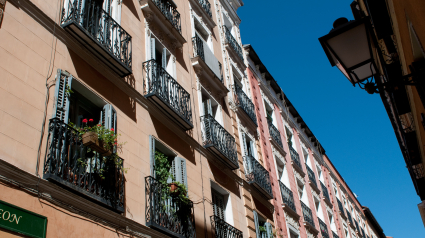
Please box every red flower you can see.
[110,128,114,131]
[89,119,94,122]
[114,142,118,145]
[97,124,101,127]
[82,119,88,123]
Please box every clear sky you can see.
[237,1,424,237]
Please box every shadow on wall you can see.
[68,48,137,122]
[122,0,140,21]
[151,115,196,165]
[253,196,273,221]
[209,161,241,199]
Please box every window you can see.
[212,190,225,220]
[148,35,175,77]
[303,148,312,168]
[200,89,222,124]
[333,182,339,197]
[264,100,275,125]
[289,232,299,238]
[314,196,324,220]
[286,127,296,148]
[329,212,337,232]
[297,179,308,205]
[316,165,324,183]
[241,132,256,159]
[211,182,233,224]
[253,211,272,238]
[275,154,290,186]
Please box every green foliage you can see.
[259,225,267,232]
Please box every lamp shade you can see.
[319,17,377,85]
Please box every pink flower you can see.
[89,119,94,122]
[82,119,88,123]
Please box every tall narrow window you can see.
[149,36,175,77]
[212,190,225,220]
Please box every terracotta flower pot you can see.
[169,182,180,197]
[82,132,112,156]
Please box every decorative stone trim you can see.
[272,145,286,164]
[285,213,300,231]
[294,170,304,184]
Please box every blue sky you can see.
[238,1,424,237]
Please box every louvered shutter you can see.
[241,132,247,156]
[265,222,273,238]
[100,104,117,131]
[149,135,156,177]
[203,99,212,116]
[53,69,72,123]
[212,190,225,220]
[162,48,167,69]
[253,210,260,238]
[150,38,156,60]
[249,140,255,157]
[171,157,188,189]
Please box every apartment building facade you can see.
[0,0,386,237]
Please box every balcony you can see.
[61,0,132,77]
[234,83,257,127]
[306,166,319,192]
[201,114,238,170]
[43,118,125,212]
[332,231,340,238]
[192,35,228,98]
[210,216,243,238]
[243,156,273,199]
[188,0,215,29]
[319,218,330,238]
[143,60,193,130]
[337,199,346,219]
[267,120,284,150]
[321,181,331,204]
[301,201,318,235]
[145,176,196,238]
[140,0,186,48]
[223,26,244,65]
[289,147,304,174]
[279,181,298,218]
[346,209,353,224]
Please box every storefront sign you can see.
[0,200,47,238]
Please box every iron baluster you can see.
[279,181,296,212]
[223,25,244,61]
[243,155,273,198]
[234,83,257,125]
[301,201,314,227]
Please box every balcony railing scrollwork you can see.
[223,25,244,62]
[243,155,273,199]
[279,181,296,212]
[289,147,303,171]
[234,83,257,126]
[143,60,193,130]
[332,231,340,238]
[346,209,353,224]
[301,201,314,227]
[307,166,318,188]
[210,215,243,238]
[151,0,181,34]
[268,120,283,148]
[321,181,330,201]
[337,199,346,217]
[192,34,223,83]
[43,118,125,212]
[197,0,212,18]
[145,176,196,238]
[201,114,238,170]
[319,218,330,238]
[61,0,132,76]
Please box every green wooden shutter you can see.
[100,104,117,131]
[149,135,156,177]
[53,69,72,123]
[171,157,188,189]
[265,222,273,238]
[212,190,225,220]
[253,210,260,238]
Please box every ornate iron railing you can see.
[243,156,273,198]
[267,120,283,148]
[151,0,181,34]
[192,35,223,82]
[197,0,212,18]
[145,176,196,238]
[321,181,330,201]
[289,147,302,170]
[143,60,192,126]
[43,118,125,212]
[319,218,330,238]
[223,25,244,61]
[210,215,243,238]
[279,181,296,212]
[301,201,314,227]
[337,199,345,216]
[346,209,353,224]
[307,166,317,188]
[234,83,257,125]
[201,114,238,169]
[332,231,340,238]
[61,0,132,69]
[354,220,360,232]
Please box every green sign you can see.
[0,200,47,238]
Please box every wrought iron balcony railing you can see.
[279,181,296,212]
[321,181,330,201]
[354,220,360,232]
[267,120,283,148]
[307,166,318,188]
[332,231,340,238]
[151,0,181,34]
[301,201,314,227]
[61,0,132,76]
[346,209,353,224]
[234,83,257,126]
[289,147,302,170]
[43,118,125,212]
[243,156,273,199]
[143,60,193,130]
[192,34,223,82]
[361,228,365,238]
[201,114,238,170]
[319,218,330,238]
[145,176,196,238]
[210,215,243,238]
[223,25,244,61]
[197,0,212,18]
[337,199,345,217]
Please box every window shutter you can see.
[149,135,156,177]
[100,104,117,131]
[53,69,72,123]
[150,38,156,61]
[162,48,167,69]
[240,132,247,156]
[171,157,188,189]
[249,140,255,157]
[212,190,225,220]
[253,210,260,238]
[265,222,273,238]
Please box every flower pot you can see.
[169,182,180,197]
[82,132,112,156]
